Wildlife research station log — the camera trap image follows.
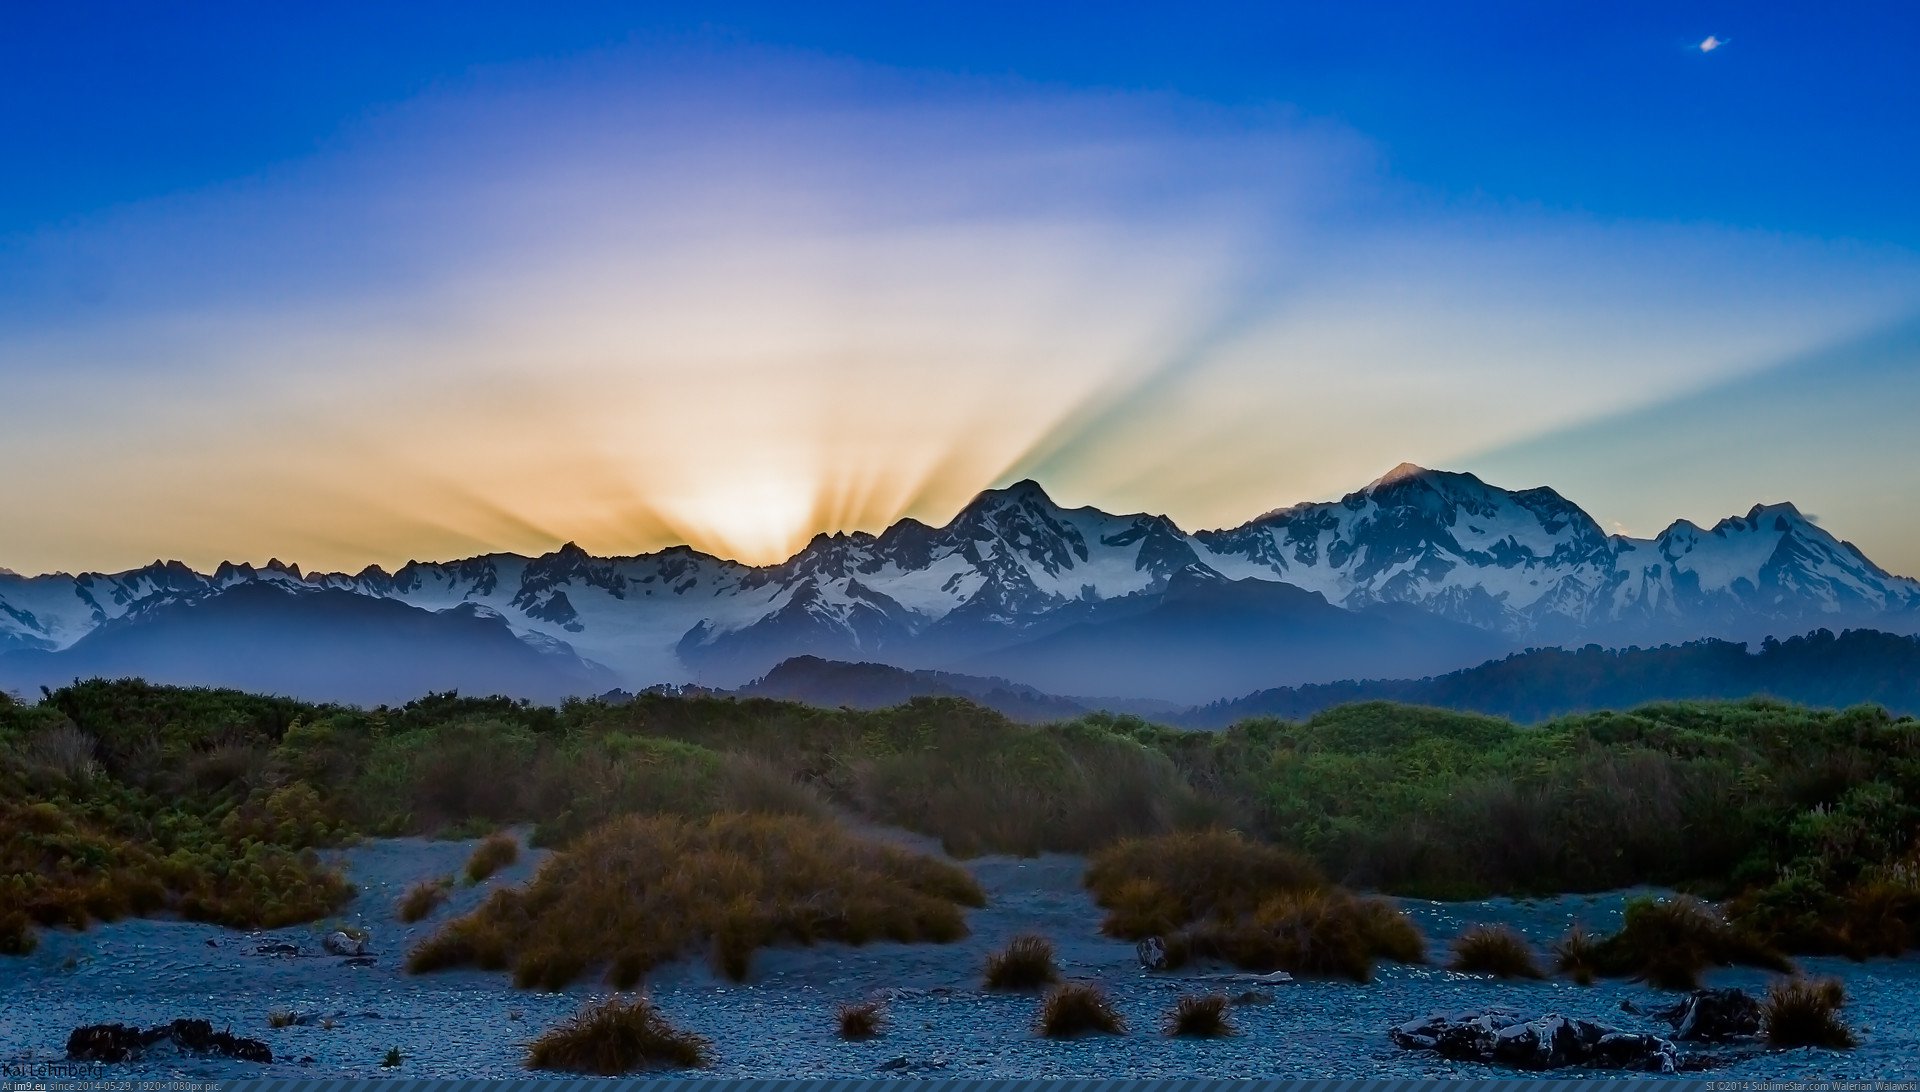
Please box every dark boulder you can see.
[1390,1008,1678,1073]
[1136,936,1168,970]
[1652,988,1764,1041]
[67,1019,272,1064]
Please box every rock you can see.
[322,931,366,957]
[340,955,377,968]
[1137,936,1169,970]
[1390,1009,1678,1073]
[254,941,302,957]
[1230,989,1275,1006]
[67,1019,272,1064]
[874,1055,947,1073]
[1652,989,1764,1042]
[1195,970,1294,985]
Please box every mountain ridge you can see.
[4,466,1917,700]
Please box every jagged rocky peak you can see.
[3,466,1917,696]
[263,558,303,579]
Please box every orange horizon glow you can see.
[4,51,1920,580]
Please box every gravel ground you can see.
[2,830,1913,1080]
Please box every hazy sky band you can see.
[2,4,1916,577]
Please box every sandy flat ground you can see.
[3,828,1913,1080]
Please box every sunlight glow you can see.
[1,50,1917,574]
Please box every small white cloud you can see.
[1699,35,1726,52]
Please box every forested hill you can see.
[1186,628,1920,726]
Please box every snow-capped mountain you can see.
[2,467,1916,702]
[1193,464,1920,643]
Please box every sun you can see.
[657,471,825,566]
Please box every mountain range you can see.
[3,464,1916,704]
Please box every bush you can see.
[397,877,453,923]
[1174,888,1422,982]
[526,997,710,1073]
[17,723,100,785]
[717,753,832,820]
[1,910,37,956]
[1036,982,1126,1038]
[1553,923,1598,985]
[410,813,983,987]
[1592,896,1792,989]
[1166,993,1233,1038]
[465,833,519,884]
[1764,977,1856,1049]
[1450,924,1545,979]
[985,933,1059,990]
[836,1000,884,1040]
[1085,830,1323,938]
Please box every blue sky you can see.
[2,2,1917,573]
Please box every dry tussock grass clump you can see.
[1764,977,1856,1049]
[525,997,710,1073]
[984,933,1059,990]
[18,723,101,785]
[1085,829,1323,938]
[1827,876,1920,958]
[397,876,453,923]
[464,832,519,883]
[1166,993,1233,1038]
[716,753,832,820]
[835,1000,885,1040]
[1593,895,1792,990]
[1036,982,1126,1038]
[1180,888,1425,982]
[1553,923,1599,985]
[0,909,37,955]
[1449,924,1546,979]
[1082,829,1424,981]
[409,812,984,988]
